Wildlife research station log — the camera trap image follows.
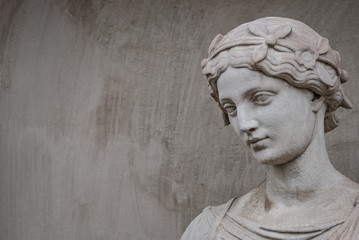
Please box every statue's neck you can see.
[265,121,340,207]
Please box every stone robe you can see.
[181,194,359,240]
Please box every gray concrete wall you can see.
[0,0,358,239]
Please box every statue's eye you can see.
[252,92,275,105]
[223,103,237,117]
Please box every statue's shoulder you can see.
[180,198,235,240]
[180,182,265,240]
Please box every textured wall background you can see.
[0,0,358,239]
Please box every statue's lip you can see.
[248,137,267,145]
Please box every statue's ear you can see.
[311,92,325,112]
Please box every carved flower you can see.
[247,23,292,63]
[295,37,330,70]
[295,49,319,69]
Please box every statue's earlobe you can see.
[311,93,325,113]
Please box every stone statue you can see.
[181,17,359,240]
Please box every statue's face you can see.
[217,67,317,165]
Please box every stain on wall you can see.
[0,0,24,89]
[1,0,359,239]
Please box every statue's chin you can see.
[251,149,299,166]
[257,158,293,166]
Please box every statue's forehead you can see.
[217,67,287,99]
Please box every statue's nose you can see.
[237,108,259,134]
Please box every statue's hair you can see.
[201,17,352,132]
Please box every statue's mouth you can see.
[248,137,268,151]
[248,137,267,145]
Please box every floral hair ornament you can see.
[247,22,292,63]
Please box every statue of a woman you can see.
[181,17,359,240]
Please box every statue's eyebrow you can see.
[242,87,269,99]
[219,86,278,106]
[219,88,256,106]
